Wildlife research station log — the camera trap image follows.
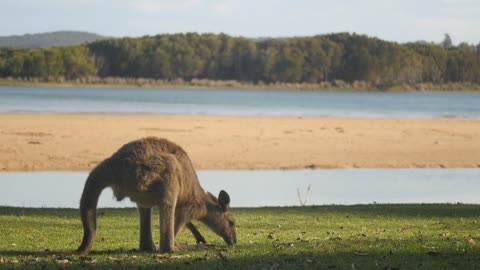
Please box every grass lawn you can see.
[0,204,479,269]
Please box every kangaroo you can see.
[76,137,236,254]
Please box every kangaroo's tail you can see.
[76,161,111,255]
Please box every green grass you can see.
[1,204,480,269]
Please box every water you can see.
[0,169,478,208]
[1,86,480,118]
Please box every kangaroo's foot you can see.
[139,241,156,252]
[159,244,177,254]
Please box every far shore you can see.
[0,114,479,171]
[1,77,480,92]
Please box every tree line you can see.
[0,46,96,80]
[1,33,479,88]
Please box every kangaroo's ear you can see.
[218,190,230,211]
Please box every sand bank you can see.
[0,114,479,171]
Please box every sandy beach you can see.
[0,114,479,171]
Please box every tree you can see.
[274,45,304,82]
[151,47,172,79]
[476,42,480,62]
[44,48,65,78]
[442,33,453,49]
[257,41,279,82]
[231,38,257,81]
[62,46,96,79]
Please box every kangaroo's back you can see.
[108,137,204,205]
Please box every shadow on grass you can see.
[242,204,480,218]
[0,206,138,218]
[1,248,479,270]
[1,204,479,219]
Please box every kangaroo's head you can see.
[201,190,237,245]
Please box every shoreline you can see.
[0,114,479,171]
[1,78,480,92]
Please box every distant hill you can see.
[0,31,107,48]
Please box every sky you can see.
[1,0,479,44]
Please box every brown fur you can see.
[77,137,236,254]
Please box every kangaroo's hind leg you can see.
[138,206,155,251]
[158,189,179,253]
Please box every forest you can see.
[0,33,479,89]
